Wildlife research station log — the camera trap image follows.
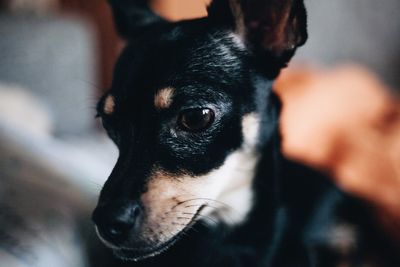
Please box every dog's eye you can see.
[178,108,215,132]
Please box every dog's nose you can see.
[92,199,142,245]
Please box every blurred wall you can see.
[296,0,400,91]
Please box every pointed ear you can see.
[208,0,307,71]
[108,0,167,39]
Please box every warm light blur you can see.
[275,65,400,238]
[152,0,210,21]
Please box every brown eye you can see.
[179,108,215,132]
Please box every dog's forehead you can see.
[103,22,249,116]
[115,25,244,86]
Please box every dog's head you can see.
[92,0,307,261]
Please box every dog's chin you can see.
[102,205,208,262]
[112,236,180,262]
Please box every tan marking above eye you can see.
[104,95,115,115]
[154,87,175,109]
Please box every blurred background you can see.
[0,0,399,266]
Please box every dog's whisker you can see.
[181,202,238,221]
[176,216,192,220]
[170,198,205,210]
[184,213,220,226]
[163,208,221,229]
[183,204,222,210]
[169,207,223,227]
[186,198,233,209]
[171,198,232,213]
[172,202,238,225]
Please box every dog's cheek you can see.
[139,113,261,242]
[139,172,232,244]
[139,171,223,242]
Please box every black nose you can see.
[92,199,142,245]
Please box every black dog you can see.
[92,0,400,266]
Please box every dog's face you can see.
[92,0,307,261]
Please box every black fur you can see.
[92,0,400,266]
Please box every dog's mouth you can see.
[112,235,179,262]
[110,204,206,262]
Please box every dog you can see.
[92,0,400,266]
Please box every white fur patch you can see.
[213,113,260,224]
[104,95,115,115]
[242,112,260,149]
[154,87,175,109]
[229,32,246,51]
[229,0,246,38]
[328,223,357,255]
[140,112,261,242]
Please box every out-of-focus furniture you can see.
[0,14,117,267]
[0,15,96,136]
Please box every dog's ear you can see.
[108,0,167,39]
[208,0,307,73]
